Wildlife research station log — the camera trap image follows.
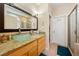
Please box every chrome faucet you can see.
[29,30,34,35]
[18,28,21,34]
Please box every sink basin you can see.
[11,34,31,42]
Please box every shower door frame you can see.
[68,5,77,55]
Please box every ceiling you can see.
[50,3,75,8]
[49,3,76,16]
[14,3,47,16]
[14,3,76,16]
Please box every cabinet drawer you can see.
[38,41,45,46]
[28,40,37,49]
[38,37,45,43]
[8,45,28,56]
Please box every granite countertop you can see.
[0,34,44,56]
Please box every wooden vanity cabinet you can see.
[3,35,45,56]
[28,40,38,56]
[37,36,45,55]
[7,40,37,56]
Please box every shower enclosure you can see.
[68,5,79,55]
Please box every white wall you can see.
[38,4,49,55]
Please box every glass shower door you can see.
[77,5,79,43]
[68,8,77,52]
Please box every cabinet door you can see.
[7,45,28,56]
[28,47,37,56]
[38,36,45,55]
[22,52,28,56]
[4,40,37,56]
[28,40,38,56]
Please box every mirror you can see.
[4,4,37,30]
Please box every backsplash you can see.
[0,31,29,35]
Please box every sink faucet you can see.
[29,30,34,35]
[18,28,21,34]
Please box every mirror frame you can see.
[3,3,38,32]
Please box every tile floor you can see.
[49,43,58,56]
[49,43,71,56]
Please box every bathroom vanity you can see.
[0,3,45,56]
[0,34,45,56]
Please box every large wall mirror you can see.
[4,4,38,31]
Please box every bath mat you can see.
[57,46,72,56]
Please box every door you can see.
[69,8,77,51]
[51,16,66,46]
